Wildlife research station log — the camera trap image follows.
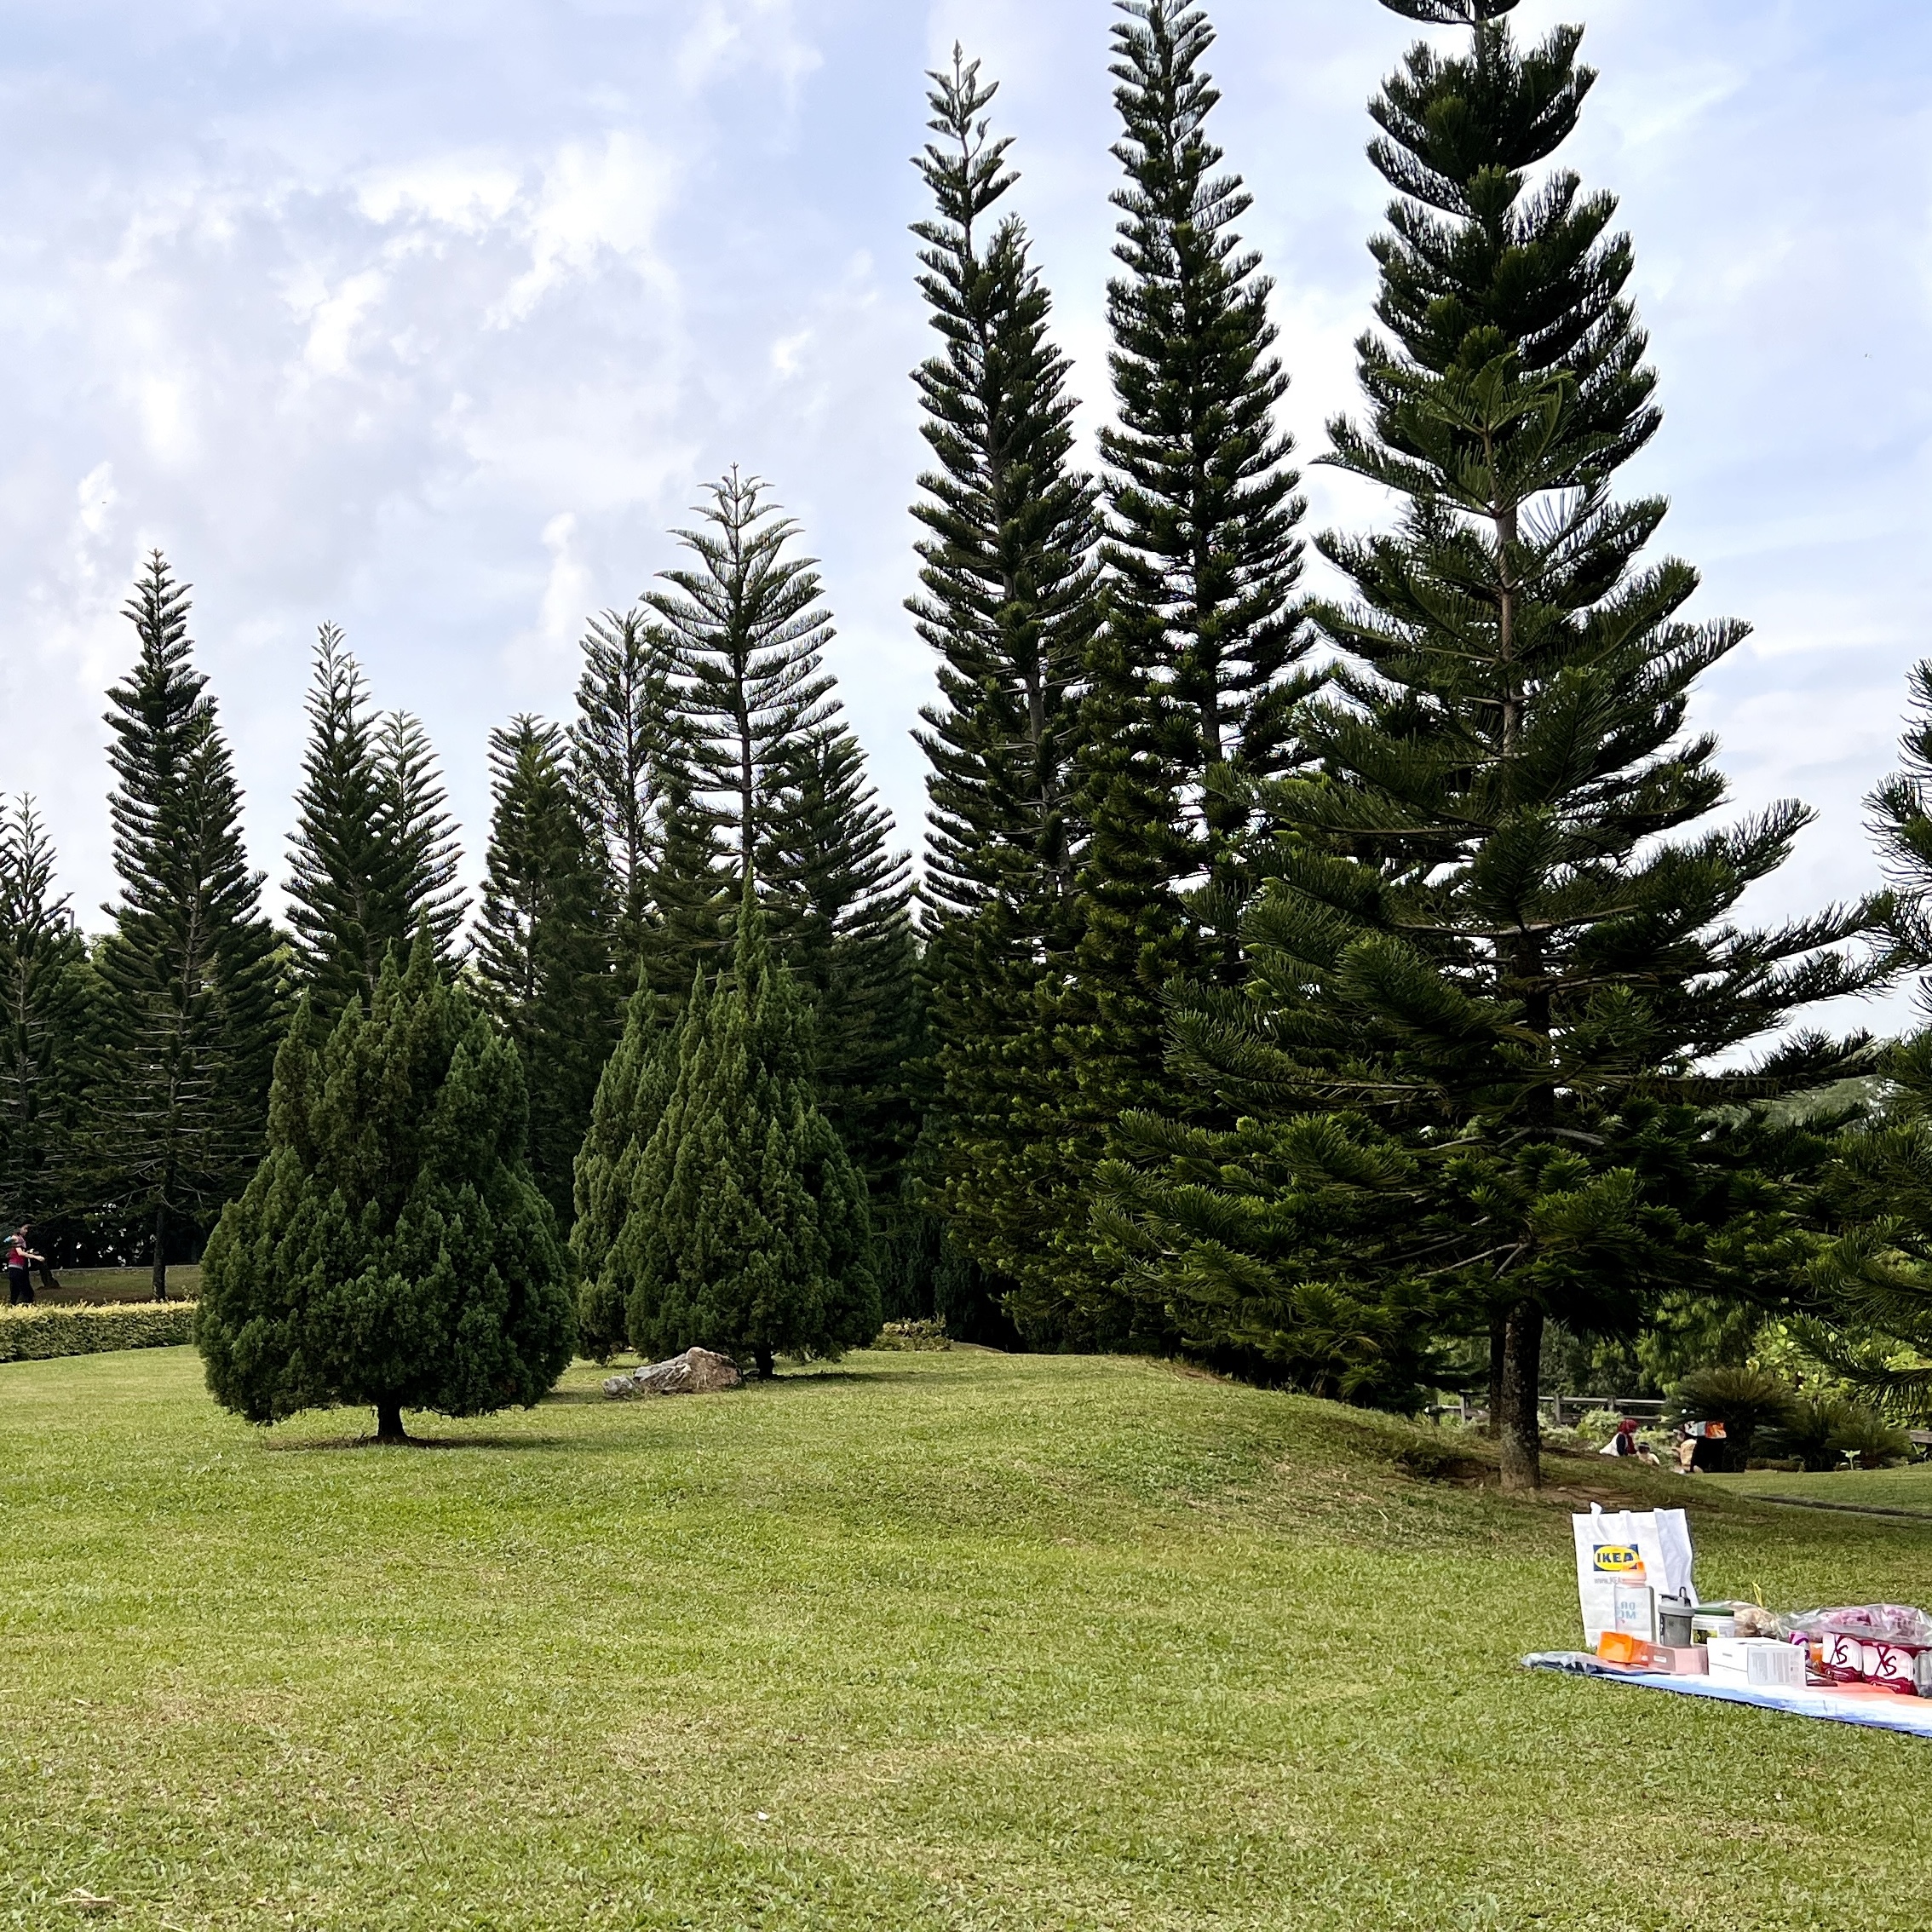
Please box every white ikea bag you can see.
[1573,1504,1695,1646]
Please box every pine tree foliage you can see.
[647,473,838,882]
[474,716,616,1227]
[761,722,918,1238]
[0,798,91,1235]
[1807,663,1932,1419]
[198,933,576,1441]
[377,709,468,964]
[287,627,466,1022]
[571,607,686,980]
[568,976,676,1359]
[1103,3,1883,1482]
[906,49,1101,1326]
[1098,0,1314,955]
[602,889,879,1377]
[96,552,284,1294]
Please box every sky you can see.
[1,0,1927,1028]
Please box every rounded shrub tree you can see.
[598,888,879,1377]
[198,931,577,1441]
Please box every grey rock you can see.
[603,1346,744,1400]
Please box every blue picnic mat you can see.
[1523,1653,1932,1739]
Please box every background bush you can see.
[0,1302,196,1362]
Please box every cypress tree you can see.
[198,932,576,1441]
[568,977,676,1359]
[474,716,616,1228]
[906,49,1101,1325]
[602,888,878,1378]
[96,553,284,1294]
[0,798,92,1245]
[1106,0,1883,1485]
[287,628,467,1022]
[647,472,838,883]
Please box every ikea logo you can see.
[1593,1544,1643,1574]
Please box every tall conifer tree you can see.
[96,553,283,1294]
[1014,0,1314,1344]
[287,628,466,1022]
[906,50,1101,1323]
[1105,0,1882,1485]
[0,798,91,1242]
[474,716,616,1228]
[647,473,837,883]
[762,722,919,1263]
[571,607,683,980]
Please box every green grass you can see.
[3,1349,1932,1930]
[1719,1461,1932,1515]
[34,1266,201,1304]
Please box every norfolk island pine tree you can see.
[1102,0,1885,1484]
[198,932,575,1445]
[95,553,284,1296]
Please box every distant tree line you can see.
[14,0,1932,1485]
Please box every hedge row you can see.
[0,1301,197,1363]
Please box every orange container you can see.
[1596,1631,1666,1670]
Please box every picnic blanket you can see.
[1524,1653,1932,1739]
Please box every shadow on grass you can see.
[264,1432,581,1453]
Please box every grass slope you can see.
[3,1348,1930,1931]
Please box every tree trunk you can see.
[151,1205,168,1301]
[374,1400,409,1445]
[754,1344,775,1380]
[1498,1298,1544,1492]
[1486,1308,1507,1439]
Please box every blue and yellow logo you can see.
[1592,1544,1643,1574]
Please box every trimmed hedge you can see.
[0,1301,197,1363]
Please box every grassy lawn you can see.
[3,1349,1932,1930]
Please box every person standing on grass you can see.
[6,1225,43,1304]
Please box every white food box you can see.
[1705,1637,1805,1689]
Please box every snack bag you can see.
[1573,1505,1695,1646]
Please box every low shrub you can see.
[872,1320,952,1354]
[1665,1366,1795,1471]
[1759,1394,1912,1472]
[0,1302,197,1363]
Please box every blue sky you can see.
[2,0,1927,1028]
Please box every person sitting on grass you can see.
[5,1226,43,1306]
[1599,1417,1660,1466]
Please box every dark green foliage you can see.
[1098,0,1314,957]
[0,798,92,1242]
[1101,8,1879,1473]
[1762,1395,1912,1474]
[474,716,617,1228]
[906,50,1100,1333]
[1665,1366,1793,1471]
[571,607,689,984]
[647,472,838,882]
[1021,0,1315,1348]
[286,628,467,1023]
[95,553,285,1295]
[605,892,879,1377]
[568,978,676,1360]
[197,934,575,1440]
[1803,667,1932,1418]
[761,722,919,1276]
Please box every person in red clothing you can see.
[5,1225,42,1305]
